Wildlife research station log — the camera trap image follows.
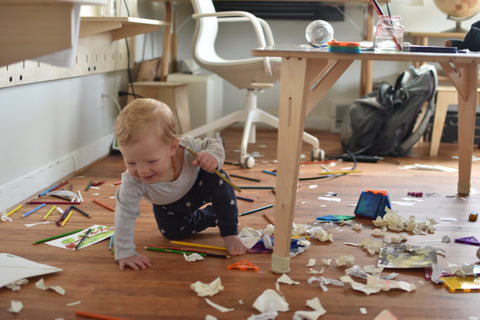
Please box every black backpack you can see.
[340,64,437,157]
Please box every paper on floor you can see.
[191,277,224,297]
[0,253,62,288]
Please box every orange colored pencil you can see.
[75,311,127,320]
[92,199,115,212]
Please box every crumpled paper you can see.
[184,253,204,262]
[252,289,289,313]
[277,274,300,285]
[7,300,23,313]
[292,297,327,320]
[336,255,355,267]
[6,278,29,291]
[341,275,416,295]
[35,278,65,295]
[190,277,224,297]
[307,276,343,292]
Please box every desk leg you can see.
[271,57,310,274]
[456,63,478,195]
[160,2,172,81]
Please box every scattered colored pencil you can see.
[56,206,73,226]
[170,240,228,251]
[92,199,115,211]
[263,213,275,225]
[145,246,230,259]
[318,170,362,175]
[6,204,22,217]
[61,209,74,226]
[239,204,274,216]
[239,186,274,190]
[39,184,59,197]
[22,203,46,218]
[29,201,80,205]
[262,170,277,176]
[43,205,57,220]
[108,235,114,251]
[75,311,127,320]
[76,228,91,250]
[236,196,255,202]
[49,180,69,192]
[72,205,92,218]
[185,146,241,193]
[33,228,83,245]
[85,180,93,191]
[229,174,261,182]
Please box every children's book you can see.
[45,225,114,250]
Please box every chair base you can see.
[182,90,323,168]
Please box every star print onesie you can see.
[114,135,238,261]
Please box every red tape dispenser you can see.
[228,259,259,272]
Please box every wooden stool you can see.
[429,85,480,156]
[127,81,191,134]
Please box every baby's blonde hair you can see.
[114,98,177,147]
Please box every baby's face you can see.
[120,130,176,184]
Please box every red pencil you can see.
[75,311,127,320]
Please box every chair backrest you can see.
[190,0,223,66]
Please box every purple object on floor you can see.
[454,236,480,246]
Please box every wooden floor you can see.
[2,128,480,320]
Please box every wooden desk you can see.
[252,45,480,274]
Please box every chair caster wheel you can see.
[240,155,255,169]
[311,148,325,161]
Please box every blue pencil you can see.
[22,203,46,218]
[262,170,277,176]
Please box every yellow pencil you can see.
[6,204,23,217]
[170,240,228,251]
[43,205,57,220]
[61,210,74,226]
[318,170,362,175]
[185,146,241,193]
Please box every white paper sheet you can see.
[0,253,62,288]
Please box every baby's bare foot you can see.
[223,235,248,256]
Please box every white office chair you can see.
[184,0,323,168]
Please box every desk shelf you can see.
[80,16,167,40]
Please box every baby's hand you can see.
[192,151,218,172]
[117,254,152,271]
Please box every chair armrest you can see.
[192,11,274,75]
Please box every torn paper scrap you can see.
[7,300,23,314]
[366,276,416,292]
[398,163,457,172]
[308,276,343,292]
[306,258,316,267]
[184,253,204,262]
[336,255,355,267]
[191,277,224,297]
[308,267,324,274]
[35,278,66,295]
[277,274,300,285]
[252,289,289,313]
[239,226,263,249]
[0,253,62,288]
[6,278,29,291]
[204,298,234,312]
[374,309,398,320]
[340,275,382,295]
[292,297,327,320]
[205,315,217,320]
[309,226,333,242]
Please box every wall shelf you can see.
[80,16,167,40]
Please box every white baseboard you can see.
[0,133,114,211]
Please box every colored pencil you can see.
[39,184,59,197]
[75,311,127,320]
[263,213,275,225]
[22,203,46,218]
[108,235,114,251]
[29,201,81,205]
[76,228,91,250]
[239,204,274,216]
[72,205,92,218]
[145,246,230,259]
[61,209,74,226]
[185,146,241,193]
[262,170,277,176]
[92,199,115,211]
[229,174,261,182]
[85,180,93,191]
[49,180,69,192]
[236,196,255,202]
[43,205,57,220]
[33,228,83,245]
[6,204,22,217]
[239,186,274,190]
[56,206,73,226]
[170,240,228,251]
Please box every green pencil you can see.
[144,246,230,259]
[239,204,274,216]
[33,228,83,245]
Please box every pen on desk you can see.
[6,204,23,217]
[239,204,274,216]
[76,228,91,250]
[22,203,46,218]
[185,146,241,193]
[33,228,84,245]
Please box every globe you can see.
[434,0,480,31]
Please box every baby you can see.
[113,98,247,270]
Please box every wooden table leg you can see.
[271,57,310,274]
[160,2,172,81]
[456,63,478,195]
